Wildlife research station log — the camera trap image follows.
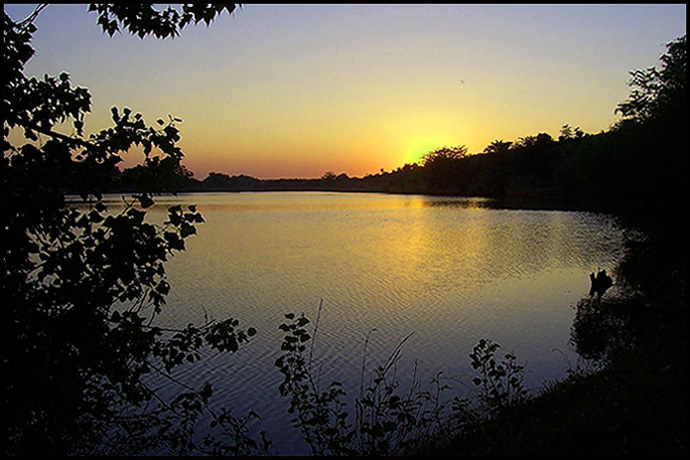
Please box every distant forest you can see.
[113,35,685,229]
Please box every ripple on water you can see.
[143,192,626,455]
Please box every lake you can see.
[106,191,627,455]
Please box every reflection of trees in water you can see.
[570,228,686,365]
[571,296,638,362]
[420,196,498,209]
[571,240,652,363]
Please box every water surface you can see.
[108,192,627,454]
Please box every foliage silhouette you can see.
[275,306,530,456]
[2,4,271,456]
[162,34,685,229]
[615,35,686,124]
[482,139,513,155]
[419,145,469,194]
[6,6,684,454]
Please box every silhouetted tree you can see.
[321,170,337,180]
[615,35,686,124]
[3,4,266,456]
[483,139,512,155]
[420,145,469,194]
[608,35,686,226]
[558,124,584,143]
[514,132,554,150]
[421,145,468,165]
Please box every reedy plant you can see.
[275,304,449,456]
[274,302,531,456]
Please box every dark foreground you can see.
[423,286,686,455]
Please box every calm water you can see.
[104,191,627,454]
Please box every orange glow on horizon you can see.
[5,4,684,181]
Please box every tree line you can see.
[115,32,685,235]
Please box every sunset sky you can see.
[5,4,687,179]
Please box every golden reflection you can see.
[73,192,625,334]
[420,196,499,209]
[125,190,625,408]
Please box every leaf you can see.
[296,317,309,327]
[180,223,196,238]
